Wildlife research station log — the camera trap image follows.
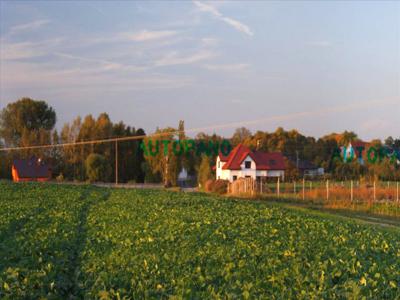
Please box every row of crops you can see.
[0,182,399,298]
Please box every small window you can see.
[233,175,237,181]
[269,159,276,165]
[245,161,251,169]
[218,161,220,168]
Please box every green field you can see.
[0,182,399,299]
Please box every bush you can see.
[204,179,214,192]
[85,153,111,183]
[56,173,64,182]
[205,179,229,194]
[198,155,213,187]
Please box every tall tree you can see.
[0,98,56,147]
[231,127,252,146]
[143,126,181,186]
[198,155,213,188]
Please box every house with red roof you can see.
[12,157,52,182]
[216,144,285,182]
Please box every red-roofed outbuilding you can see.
[12,157,52,182]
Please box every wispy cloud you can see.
[9,19,50,35]
[1,38,64,60]
[201,37,219,47]
[307,41,333,48]
[193,1,253,36]
[154,50,215,67]
[204,63,249,71]
[54,52,148,72]
[121,30,178,42]
[1,61,194,92]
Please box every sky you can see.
[0,1,399,140]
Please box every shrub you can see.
[205,179,229,194]
[56,173,64,182]
[204,179,213,192]
[198,155,213,187]
[85,153,111,182]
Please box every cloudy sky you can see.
[0,1,399,140]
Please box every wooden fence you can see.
[228,178,400,207]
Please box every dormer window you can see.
[245,161,251,169]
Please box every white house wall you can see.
[216,155,285,182]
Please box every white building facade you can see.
[216,144,285,182]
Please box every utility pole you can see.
[164,155,169,187]
[326,180,329,201]
[277,176,280,198]
[115,140,118,185]
[350,180,353,203]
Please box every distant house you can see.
[216,144,285,182]
[12,157,52,182]
[177,167,195,187]
[342,140,370,164]
[288,158,324,177]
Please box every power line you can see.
[0,97,397,152]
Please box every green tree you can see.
[143,126,181,187]
[339,131,358,146]
[60,116,82,180]
[231,127,252,146]
[85,153,111,182]
[0,98,56,147]
[198,155,213,188]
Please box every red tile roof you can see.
[218,152,230,162]
[220,144,285,170]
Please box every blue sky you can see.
[0,1,399,140]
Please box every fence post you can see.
[373,181,376,204]
[302,178,305,200]
[115,140,119,185]
[277,177,280,198]
[397,182,399,205]
[351,180,353,203]
[326,180,329,202]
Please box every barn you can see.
[12,157,52,182]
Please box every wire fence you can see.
[228,178,400,217]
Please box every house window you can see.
[245,161,251,169]
[218,161,220,168]
[233,175,237,181]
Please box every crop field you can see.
[0,182,399,299]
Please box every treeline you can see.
[232,127,400,181]
[0,98,145,182]
[1,98,400,184]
